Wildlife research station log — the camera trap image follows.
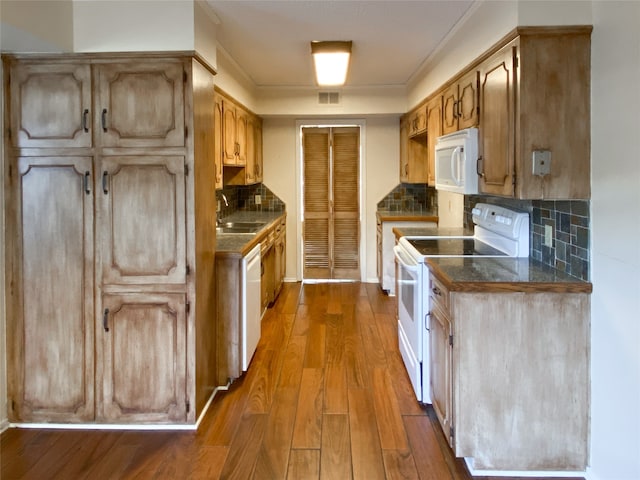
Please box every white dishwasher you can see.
[242,243,261,371]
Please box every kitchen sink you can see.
[216,221,266,235]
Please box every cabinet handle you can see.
[101,108,108,132]
[476,156,485,178]
[82,109,89,132]
[84,171,91,195]
[457,99,462,118]
[432,286,442,296]
[453,100,458,118]
[102,171,109,194]
[103,308,110,332]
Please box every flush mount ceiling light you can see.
[311,40,352,86]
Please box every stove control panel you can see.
[472,203,529,242]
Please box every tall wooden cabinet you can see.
[3,53,218,425]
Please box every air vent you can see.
[318,91,340,105]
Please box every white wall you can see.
[256,86,406,116]
[262,115,399,282]
[73,0,194,53]
[589,3,640,479]
[0,0,74,52]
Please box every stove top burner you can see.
[405,237,508,257]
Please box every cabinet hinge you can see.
[186,264,190,276]
[183,71,188,83]
[185,126,188,139]
[514,55,519,69]
[512,173,517,186]
[186,398,190,413]
[7,127,11,141]
[450,426,454,439]
[184,164,189,176]
[186,301,190,314]
[449,334,453,347]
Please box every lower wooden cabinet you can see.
[100,294,187,423]
[429,272,590,472]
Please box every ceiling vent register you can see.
[318,91,340,105]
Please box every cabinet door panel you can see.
[235,108,248,166]
[430,305,452,448]
[442,83,459,134]
[99,156,186,285]
[10,63,92,148]
[479,43,516,197]
[95,62,185,148]
[12,157,94,422]
[457,71,479,130]
[101,293,187,422]
[222,100,237,165]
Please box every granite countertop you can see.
[377,209,438,222]
[216,211,286,256]
[427,257,592,294]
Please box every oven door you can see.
[393,244,424,402]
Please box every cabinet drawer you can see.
[429,273,450,312]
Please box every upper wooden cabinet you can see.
[442,70,479,135]
[217,88,263,186]
[9,63,93,148]
[399,112,428,184]
[222,97,247,166]
[426,95,443,186]
[94,62,185,148]
[9,61,185,149]
[408,104,427,137]
[477,28,592,199]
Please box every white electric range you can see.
[393,203,530,403]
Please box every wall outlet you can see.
[255,194,261,205]
[544,224,553,247]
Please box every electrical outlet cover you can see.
[255,194,261,205]
[532,150,551,176]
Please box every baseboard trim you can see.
[6,383,233,432]
[464,458,586,478]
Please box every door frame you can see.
[295,119,367,282]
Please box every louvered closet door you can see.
[302,127,360,280]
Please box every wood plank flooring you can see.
[1,282,585,480]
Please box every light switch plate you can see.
[255,194,261,205]
[532,150,551,176]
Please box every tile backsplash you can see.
[377,184,438,212]
[464,196,590,281]
[217,184,285,220]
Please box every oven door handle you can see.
[393,245,420,273]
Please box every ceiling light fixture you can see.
[311,40,352,86]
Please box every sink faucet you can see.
[217,193,229,227]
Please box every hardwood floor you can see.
[1,282,585,480]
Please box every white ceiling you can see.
[205,0,475,89]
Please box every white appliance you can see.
[393,203,529,403]
[242,243,261,371]
[435,127,479,194]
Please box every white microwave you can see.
[434,127,479,194]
